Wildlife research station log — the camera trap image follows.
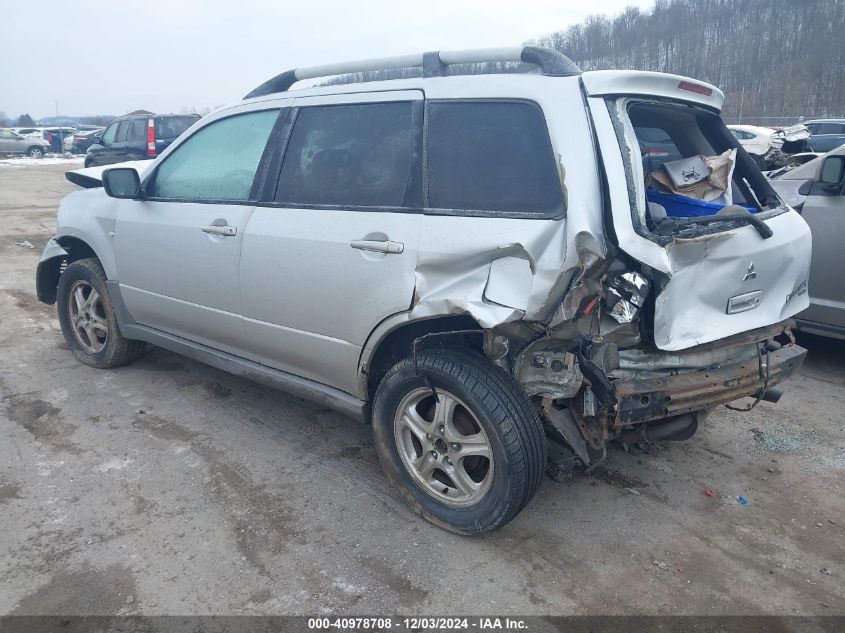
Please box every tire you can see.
[27,146,45,158]
[372,348,546,535]
[56,258,144,369]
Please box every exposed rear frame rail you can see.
[244,46,581,99]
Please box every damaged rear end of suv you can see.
[505,69,812,473]
[363,58,811,533]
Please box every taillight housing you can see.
[147,119,156,156]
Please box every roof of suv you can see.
[241,46,723,112]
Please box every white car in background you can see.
[728,124,783,160]
[728,123,810,168]
[11,127,45,139]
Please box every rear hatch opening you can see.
[618,99,788,243]
[596,95,812,350]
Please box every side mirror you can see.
[102,168,141,199]
[91,135,102,145]
[819,155,845,189]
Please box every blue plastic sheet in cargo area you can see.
[647,189,757,217]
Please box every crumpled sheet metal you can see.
[774,123,810,143]
[408,244,528,329]
[409,211,607,330]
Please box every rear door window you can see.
[814,123,839,134]
[275,102,417,208]
[129,119,146,143]
[425,101,563,216]
[116,121,130,143]
[150,110,278,201]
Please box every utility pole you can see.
[55,100,64,156]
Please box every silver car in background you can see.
[769,144,845,339]
[0,128,49,157]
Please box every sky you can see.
[0,0,654,120]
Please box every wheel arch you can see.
[360,313,485,401]
[36,236,102,305]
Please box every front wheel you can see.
[56,258,144,368]
[372,348,546,535]
[27,146,45,158]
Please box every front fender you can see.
[35,237,69,305]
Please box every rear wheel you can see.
[27,146,45,158]
[56,258,144,368]
[372,348,546,535]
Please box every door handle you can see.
[350,239,404,254]
[201,225,237,237]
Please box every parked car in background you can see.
[84,113,198,167]
[636,125,683,172]
[66,129,104,155]
[12,127,45,138]
[0,128,50,157]
[38,47,811,535]
[42,127,77,153]
[728,125,778,159]
[804,119,845,153]
[768,145,845,339]
[728,123,809,168]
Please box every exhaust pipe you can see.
[618,413,699,444]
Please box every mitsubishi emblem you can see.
[742,262,757,282]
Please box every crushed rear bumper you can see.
[613,343,806,426]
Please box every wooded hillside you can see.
[535,0,844,121]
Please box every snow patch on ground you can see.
[0,155,84,168]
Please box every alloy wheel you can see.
[67,280,108,354]
[393,387,494,507]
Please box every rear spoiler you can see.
[581,70,724,111]
[66,160,153,189]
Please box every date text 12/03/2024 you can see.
[307,617,528,630]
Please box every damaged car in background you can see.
[36,47,811,535]
[728,123,810,170]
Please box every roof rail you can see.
[243,46,581,99]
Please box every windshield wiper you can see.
[657,212,773,239]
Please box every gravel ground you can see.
[0,162,843,616]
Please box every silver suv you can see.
[0,128,49,157]
[37,47,812,534]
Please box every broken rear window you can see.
[627,102,780,225]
